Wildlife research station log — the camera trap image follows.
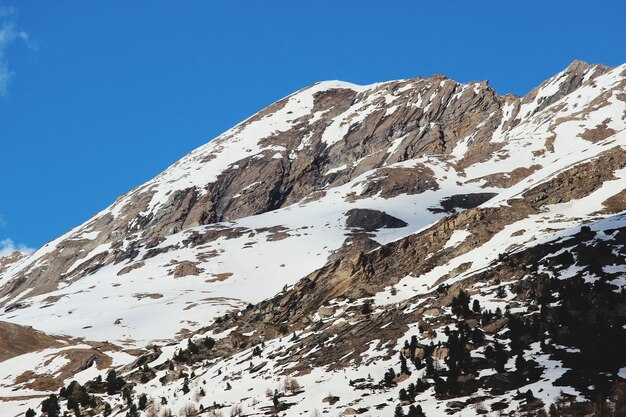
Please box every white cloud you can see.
[0,5,29,97]
[0,238,34,257]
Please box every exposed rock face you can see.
[0,251,26,275]
[345,208,408,231]
[519,60,610,117]
[216,145,626,339]
[348,165,438,200]
[1,61,620,309]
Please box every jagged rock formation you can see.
[1,60,625,416]
[0,251,26,275]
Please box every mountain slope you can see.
[1,60,625,416]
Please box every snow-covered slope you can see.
[1,60,626,416]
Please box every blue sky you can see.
[0,1,625,250]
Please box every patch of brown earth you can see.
[597,189,626,214]
[257,226,291,241]
[206,272,233,283]
[171,261,204,278]
[0,321,63,362]
[117,261,145,276]
[578,118,617,143]
[11,344,118,393]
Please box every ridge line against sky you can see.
[0,1,625,250]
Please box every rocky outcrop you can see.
[519,60,611,118]
[345,209,408,231]
[429,192,497,213]
[0,251,26,275]
[206,145,626,353]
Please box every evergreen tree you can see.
[472,299,481,313]
[481,310,493,325]
[173,348,185,362]
[450,290,471,317]
[78,390,90,407]
[415,378,428,393]
[497,286,507,298]
[515,353,526,371]
[407,405,423,417]
[394,405,404,417]
[400,353,411,375]
[407,383,417,401]
[106,370,119,395]
[399,388,408,401]
[41,394,60,417]
[187,338,199,355]
[434,376,446,395]
[484,344,495,360]
[425,357,435,375]
[549,403,559,417]
[471,327,485,345]
[383,368,396,386]
[494,342,507,372]
[122,386,134,404]
[409,335,418,360]
[413,356,422,370]
[126,403,138,417]
[67,396,78,410]
[446,374,459,395]
[138,394,148,410]
[25,409,36,417]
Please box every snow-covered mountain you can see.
[1,60,625,417]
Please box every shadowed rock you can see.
[429,192,497,213]
[345,208,408,231]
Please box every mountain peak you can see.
[566,58,591,71]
